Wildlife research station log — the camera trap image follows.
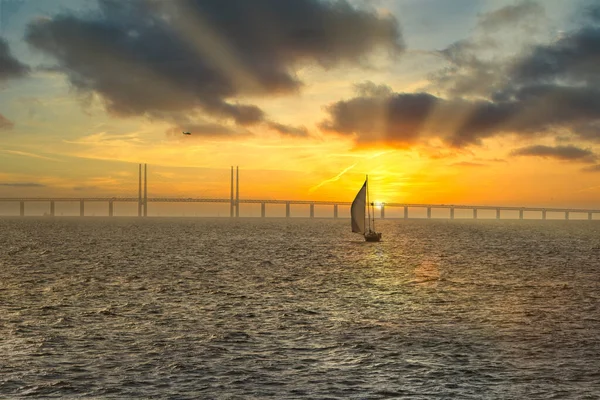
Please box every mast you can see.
[366,175,371,233]
[372,201,376,231]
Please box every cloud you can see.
[266,121,309,137]
[0,182,46,187]
[474,157,507,163]
[0,37,29,82]
[25,0,403,130]
[582,164,600,172]
[510,145,598,163]
[319,83,535,147]
[0,113,14,130]
[321,2,600,148]
[321,81,600,148]
[429,1,547,98]
[2,149,64,162]
[510,14,600,87]
[477,0,545,33]
[450,161,487,168]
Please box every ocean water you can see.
[1,217,599,399]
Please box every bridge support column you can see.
[450,208,454,220]
[333,204,338,219]
[80,200,85,217]
[496,208,500,220]
[427,207,431,219]
[20,201,25,217]
[235,166,239,217]
[109,201,114,217]
[519,209,524,220]
[542,210,546,220]
[310,203,314,218]
[473,209,477,219]
[138,163,142,217]
[50,201,55,217]
[286,202,290,218]
[565,211,569,220]
[143,164,147,217]
[230,166,234,218]
[404,206,408,219]
[261,203,266,218]
[380,205,385,219]
[589,212,593,221]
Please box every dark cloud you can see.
[0,113,14,130]
[322,3,600,148]
[266,121,309,137]
[575,121,600,142]
[320,81,600,147]
[320,88,436,146]
[510,145,598,162]
[510,25,600,87]
[430,1,546,98]
[0,37,29,81]
[25,0,402,129]
[0,182,45,187]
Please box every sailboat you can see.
[351,175,382,242]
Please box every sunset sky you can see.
[1,0,600,210]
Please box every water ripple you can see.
[0,218,599,398]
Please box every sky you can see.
[1,0,600,212]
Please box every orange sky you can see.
[1,0,599,210]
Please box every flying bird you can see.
[182,131,191,135]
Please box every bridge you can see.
[0,164,598,220]
[0,196,599,220]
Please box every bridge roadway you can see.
[0,197,599,219]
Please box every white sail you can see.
[351,180,367,234]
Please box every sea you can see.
[1,217,599,399]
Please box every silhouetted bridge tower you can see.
[0,164,599,220]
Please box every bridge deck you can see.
[0,197,598,213]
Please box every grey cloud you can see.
[0,182,45,187]
[477,0,544,33]
[266,121,309,137]
[430,1,546,98]
[510,145,598,162]
[575,121,600,142]
[510,24,600,87]
[320,81,600,147]
[322,3,600,148]
[0,37,29,81]
[434,38,504,98]
[25,0,403,129]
